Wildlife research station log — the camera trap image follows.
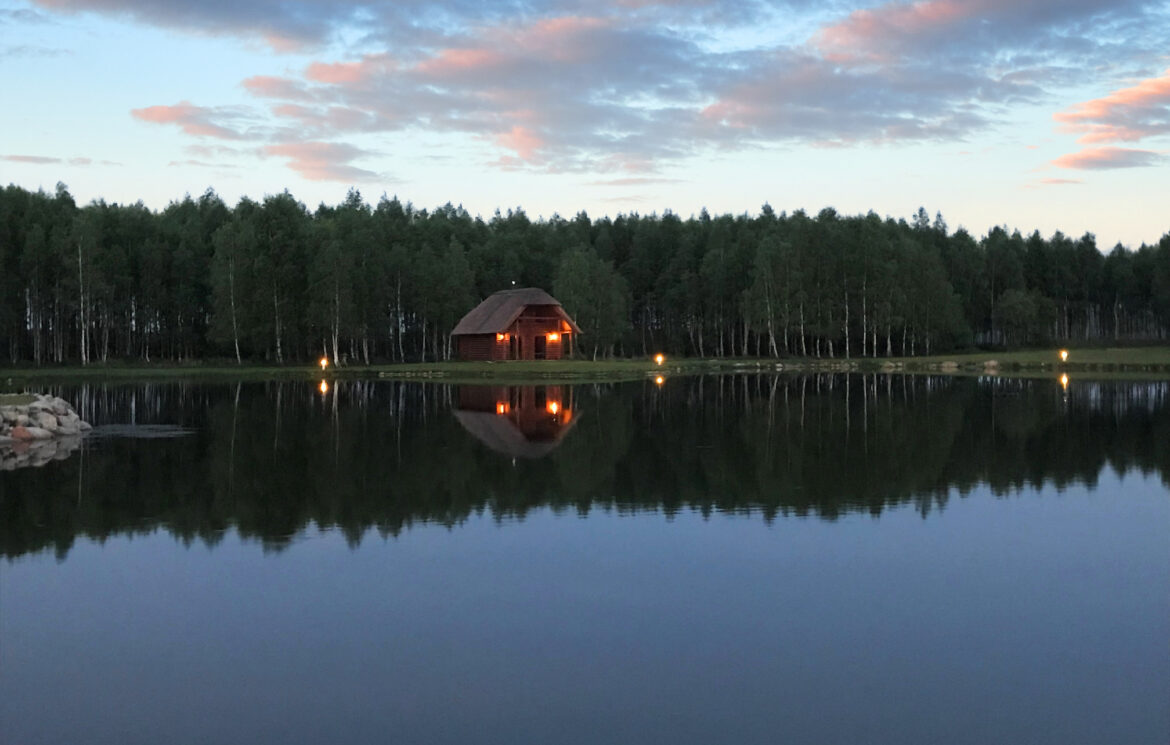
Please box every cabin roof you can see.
[451,287,582,336]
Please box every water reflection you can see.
[0,434,83,471]
[454,385,577,459]
[0,375,1167,559]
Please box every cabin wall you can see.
[457,335,494,361]
[511,307,571,360]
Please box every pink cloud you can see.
[413,15,608,78]
[494,126,545,162]
[242,75,312,101]
[131,101,245,139]
[814,0,973,61]
[263,141,379,182]
[306,60,366,84]
[1051,146,1164,170]
[415,48,508,77]
[1054,68,1170,144]
[1039,177,1083,185]
[2,154,59,164]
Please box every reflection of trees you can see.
[1,377,1166,559]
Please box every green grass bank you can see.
[2,346,1170,387]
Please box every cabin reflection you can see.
[453,385,578,459]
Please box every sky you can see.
[1,0,1168,248]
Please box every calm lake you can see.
[1,375,1167,744]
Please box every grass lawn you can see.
[2,346,1169,386]
[880,346,1170,367]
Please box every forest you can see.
[1,182,1169,365]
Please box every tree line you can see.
[1,182,1168,365]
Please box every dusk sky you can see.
[2,0,1167,247]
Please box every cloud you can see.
[2,154,118,166]
[1039,177,1084,185]
[1,44,70,57]
[1054,68,1170,144]
[241,75,315,101]
[0,8,53,24]
[262,141,380,182]
[131,101,258,139]
[30,0,358,50]
[813,0,1153,64]
[167,159,238,169]
[3,154,59,164]
[1051,146,1164,169]
[588,177,683,186]
[76,0,1164,176]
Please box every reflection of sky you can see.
[3,473,1167,744]
[2,0,1169,248]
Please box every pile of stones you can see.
[1,394,92,469]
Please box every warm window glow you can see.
[497,333,505,341]
[1059,349,1069,362]
[496,402,509,415]
[654,353,665,365]
[319,357,329,370]
[547,401,560,415]
[548,332,560,342]
[319,380,329,394]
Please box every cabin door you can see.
[534,335,547,360]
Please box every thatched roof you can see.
[451,288,581,336]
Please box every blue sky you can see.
[1,0,1167,247]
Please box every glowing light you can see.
[654,353,665,366]
[548,332,560,342]
[1060,373,1069,391]
[319,380,329,394]
[547,401,560,415]
[1059,349,1069,362]
[497,333,505,341]
[496,402,509,415]
[655,375,665,386]
[319,356,329,370]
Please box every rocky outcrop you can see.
[0,394,92,469]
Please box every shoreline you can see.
[3,346,1170,385]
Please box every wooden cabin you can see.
[453,385,578,458]
[451,288,582,361]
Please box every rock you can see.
[0,394,91,469]
[34,411,60,432]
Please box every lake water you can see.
[1,375,1167,744]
